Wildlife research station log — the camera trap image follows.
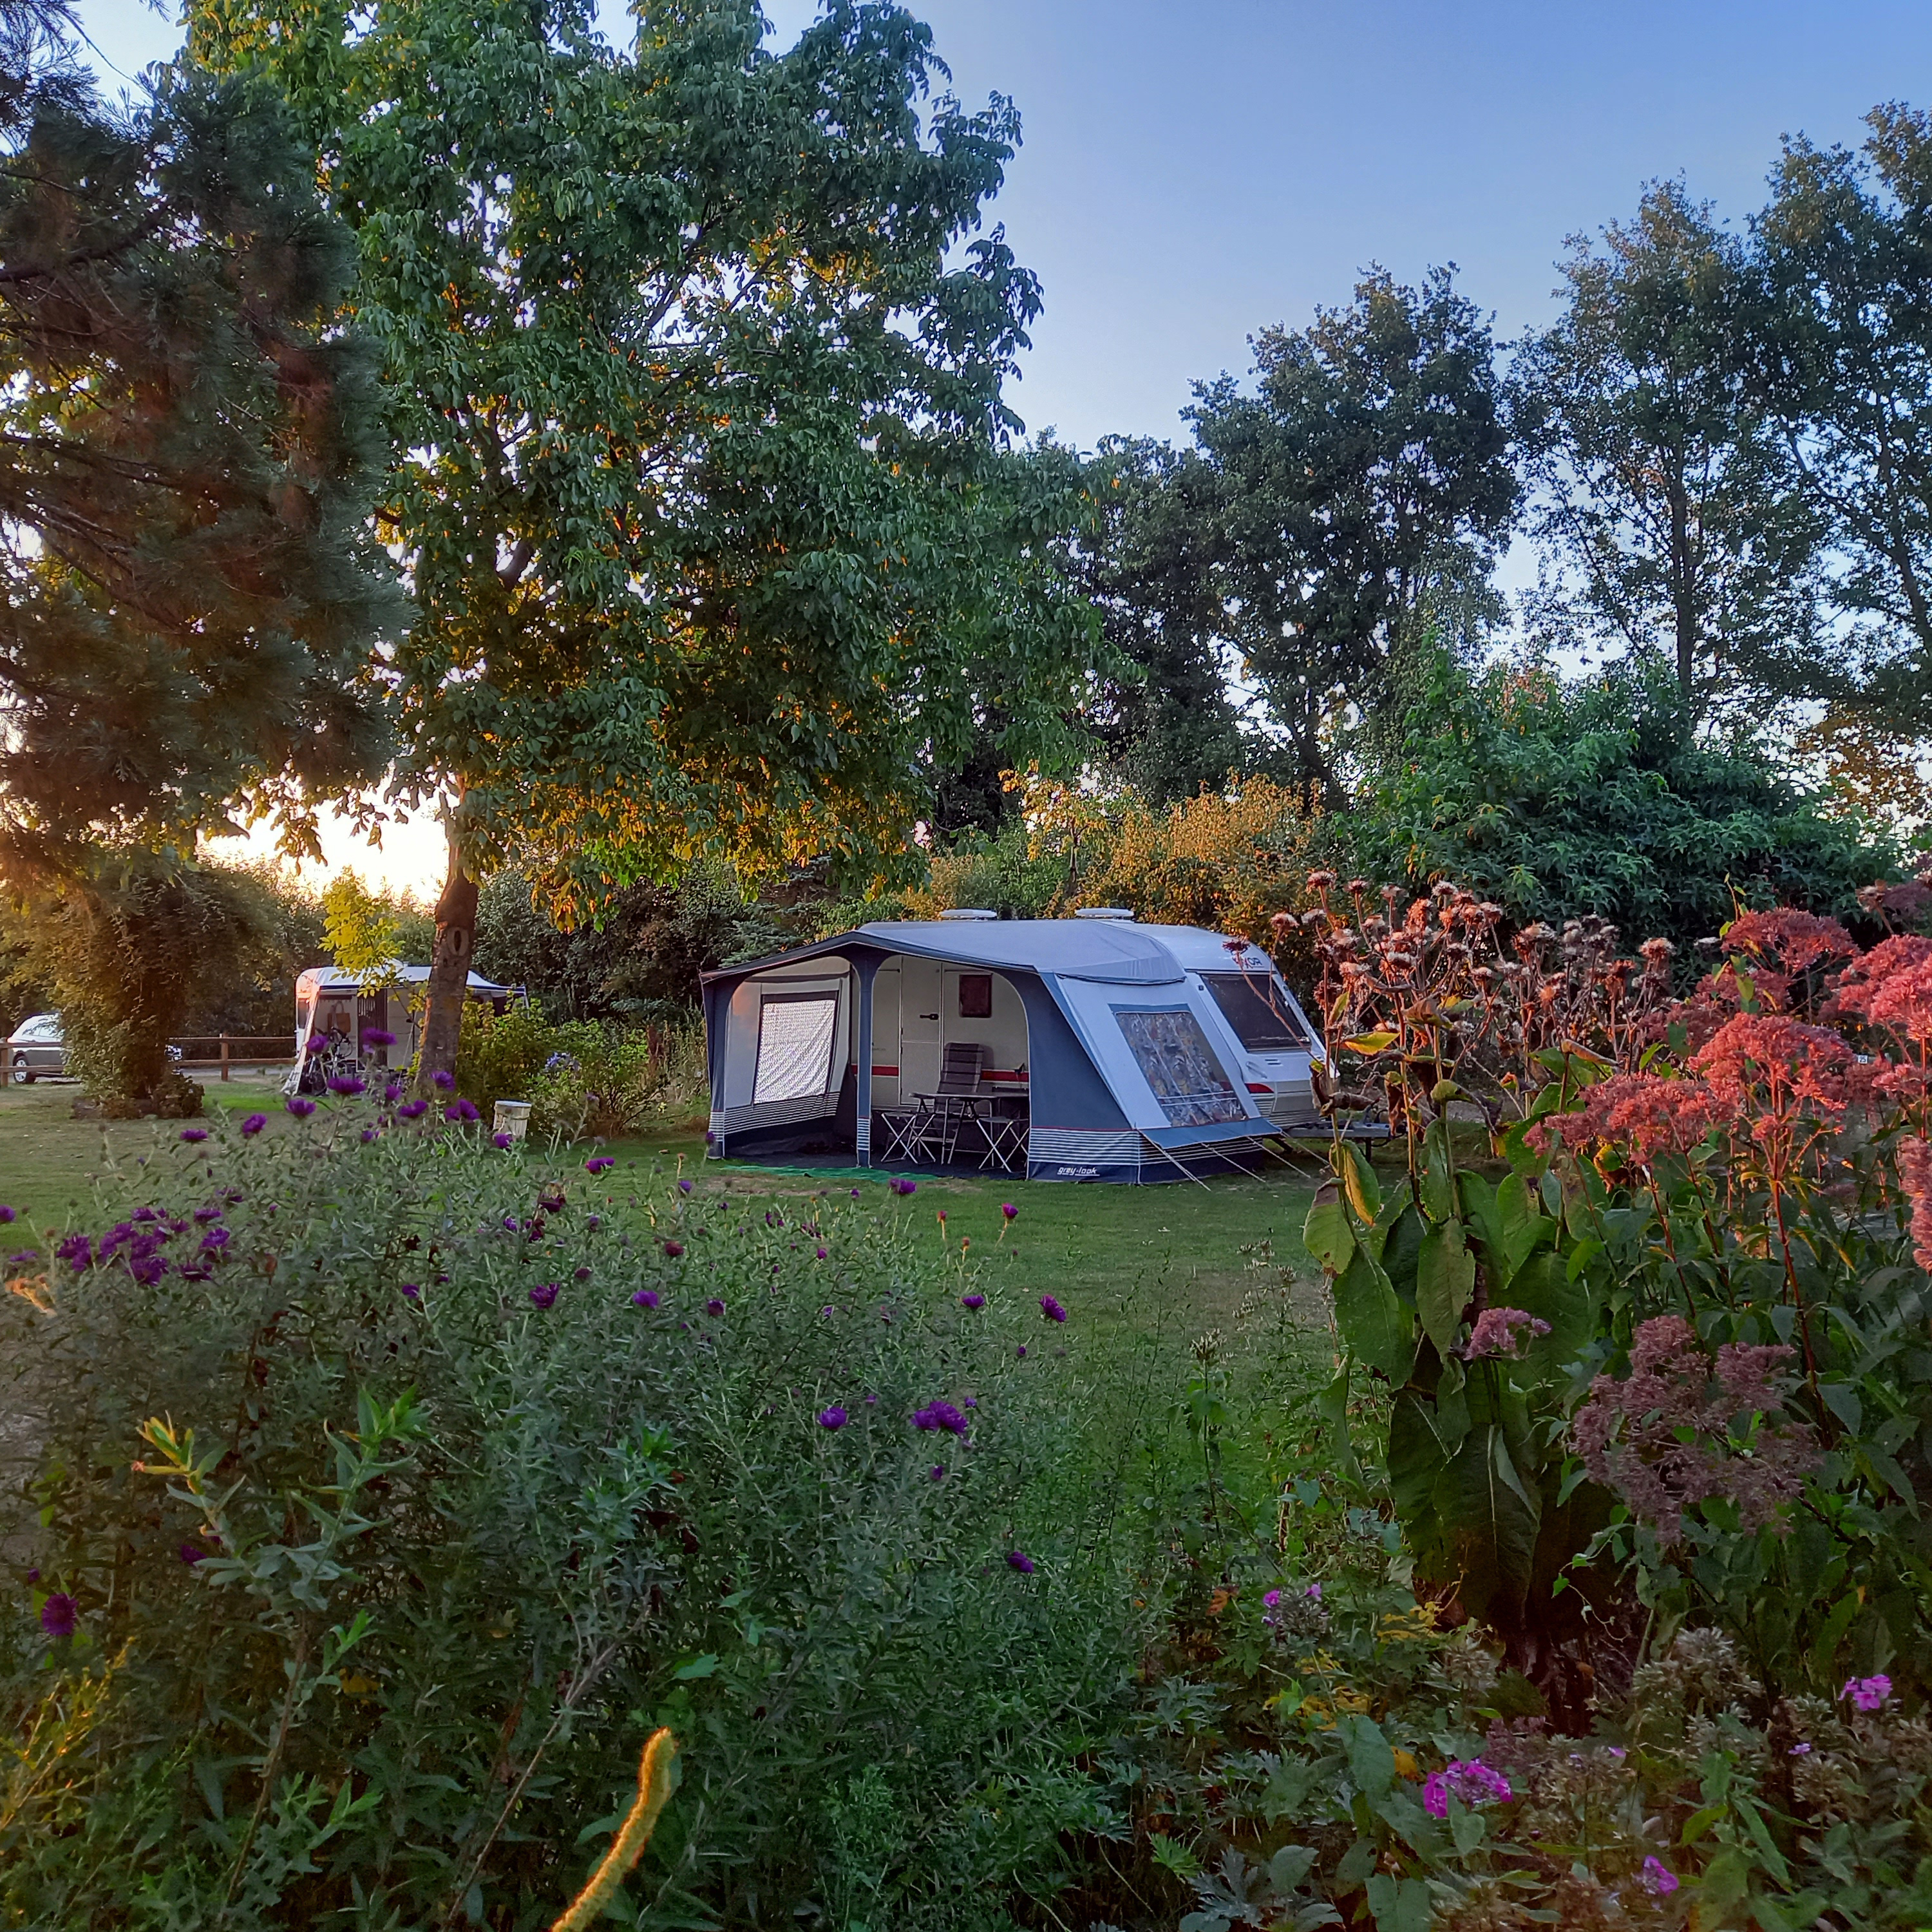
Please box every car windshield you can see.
[17,1015,59,1041]
[1200,974,1309,1052]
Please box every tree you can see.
[1749,104,1932,747]
[190,0,1102,1092]
[0,8,394,884]
[1187,268,1517,797]
[1513,182,1819,717]
[1075,437,1256,803]
[1350,650,1893,949]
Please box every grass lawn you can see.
[0,1080,1331,1345]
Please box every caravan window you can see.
[752,993,839,1104]
[1113,1007,1245,1127]
[1200,972,1309,1052]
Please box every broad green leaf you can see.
[1377,1200,1424,1298]
[1341,1030,1398,1054]
[1420,1117,1456,1222]
[1334,1249,1416,1386]
[1338,1714,1395,1796]
[1388,1392,1447,1524]
[1414,1222,1476,1358]
[1363,1873,1433,1932]
[1341,1141,1383,1223]
[1432,1424,1540,1623]
[1303,1194,1356,1276]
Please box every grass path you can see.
[0,1082,1329,1344]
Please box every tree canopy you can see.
[0,8,393,884]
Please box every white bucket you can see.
[493,1100,533,1141]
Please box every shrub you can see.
[1,1101,1142,1928]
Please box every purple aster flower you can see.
[397,1098,428,1119]
[6,1250,35,1265]
[1001,1202,1018,1220]
[238,1112,267,1137]
[1039,1294,1066,1323]
[1638,1858,1679,1898]
[431,1069,455,1090]
[179,1127,209,1143]
[815,1246,828,1260]
[361,1127,379,1143]
[178,1543,205,1564]
[287,1097,317,1119]
[0,1205,14,1223]
[55,1233,92,1272]
[585,1156,614,1175]
[193,1205,222,1223]
[678,1179,693,1193]
[128,1255,167,1286]
[1842,1674,1893,1712]
[963,1395,977,1408]
[529,1282,559,1309]
[912,1401,968,1435]
[1006,1550,1035,1575]
[383,1081,405,1103]
[632,1289,659,1309]
[818,1406,848,1430]
[402,1283,421,1300]
[199,1227,230,1252]
[361,1028,395,1048]
[39,1592,77,1637]
[663,1240,685,1258]
[705,1297,725,1316]
[327,1074,366,1097]
[493,1132,513,1149]
[961,1293,985,1311]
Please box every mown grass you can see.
[0,1082,1329,1345]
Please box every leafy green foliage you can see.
[2,1103,1143,1927]
[0,20,393,882]
[1349,651,1893,950]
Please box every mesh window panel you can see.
[1200,973,1309,1051]
[1114,1007,1246,1126]
[753,994,839,1104]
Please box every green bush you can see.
[1,1106,1143,1929]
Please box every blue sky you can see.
[71,0,1932,889]
[82,0,1932,450]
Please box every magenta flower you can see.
[961,1293,985,1311]
[0,1205,14,1223]
[891,1178,917,1196]
[1263,1589,1282,1609]
[585,1156,614,1175]
[1001,1202,1018,1220]
[1422,1759,1513,1819]
[397,1097,428,1119]
[287,1097,317,1119]
[178,1544,205,1564]
[444,1099,480,1123]
[431,1069,455,1090]
[1039,1293,1066,1323]
[1841,1674,1893,1712]
[632,1289,659,1309]
[1638,1857,1679,1897]
[913,1401,968,1435]
[1006,1550,1034,1575]
[179,1127,209,1142]
[402,1283,421,1300]
[361,1028,396,1048]
[493,1132,513,1149]
[39,1592,77,1637]
[529,1282,559,1309]
[327,1074,366,1097]
[240,1113,267,1137]
[815,1245,828,1259]
[678,1179,693,1193]
[1463,1306,1551,1360]
[705,1297,725,1316]
[1305,1582,1322,1600]
[930,1464,946,1481]
[818,1406,848,1430]
[663,1239,685,1258]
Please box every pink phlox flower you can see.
[1638,1856,1679,1897]
[1421,1758,1512,1819]
[1841,1673,1893,1712]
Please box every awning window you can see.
[753,993,839,1104]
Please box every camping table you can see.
[977,1097,1028,1172]
[905,1091,990,1166]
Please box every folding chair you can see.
[911,1042,988,1165]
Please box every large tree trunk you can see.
[415,818,478,1095]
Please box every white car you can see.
[7,1011,64,1083]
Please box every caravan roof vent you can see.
[938,907,998,922]
[1074,907,1135,922]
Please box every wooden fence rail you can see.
[167,1036,298,1079]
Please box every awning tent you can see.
[701,917,1327,1183]
[288,965,516,1091]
